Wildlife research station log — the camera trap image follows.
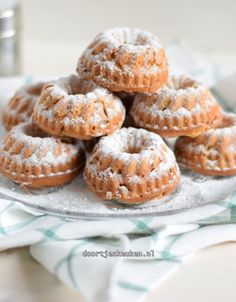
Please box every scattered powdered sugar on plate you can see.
[0,166,236,219]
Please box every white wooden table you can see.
[1,243,236,302]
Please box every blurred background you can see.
[1,0,236,75]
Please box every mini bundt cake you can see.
[131,75,222,137]
[32,75,125,140]
[77,27,168,93]
[0,122,85,187]
[84,127,180,204]
[175,112,236,176]
[2,82,46,131]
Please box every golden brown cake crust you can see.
[84,127,180,204]
[174,112,236,176]
[0,122,85,187]
[77,28,168,93]
[2,82,46,131]
[32,75,125,140]
[131,75,222,138]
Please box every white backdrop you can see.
[18,0,236,75]
[19,0,236,52]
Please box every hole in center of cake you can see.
[119,31,148,47]
[123,39,145,47]
[125,147,142,154]
[27,83,45,96]
[67,77,98,96]
[167,78,196,90]
[24,123,49,138]
[217,115,235,129]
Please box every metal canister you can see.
[0,0,21,76]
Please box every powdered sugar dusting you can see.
[1,123,79,166]
[100,27,163,50]
[94,127,166,165]
[86,127,178,183]
[131,74,219,130]
[1,170,236,219]
[78,27,166,81]
[177,112,236,172]
[34,75,125,129]
[0,117,235,218]
[4,82,46,124]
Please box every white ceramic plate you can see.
[0,169,236,219]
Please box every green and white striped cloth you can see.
[1,43,236,302]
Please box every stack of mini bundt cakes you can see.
[0,27,234,204]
